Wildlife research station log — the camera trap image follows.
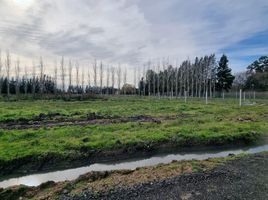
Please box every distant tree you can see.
[216,54,235,92]
[121,83,135,95]
[247,56,268,73]
[245,56,268,91]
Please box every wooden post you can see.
[184,91,187,103]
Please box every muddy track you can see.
[0,116,162,130]
[0,114,183,130]
[62,152,268,200]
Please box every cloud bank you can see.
[0,0,268,71]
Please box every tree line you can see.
[0,49,249,100]
[138,54,235,98]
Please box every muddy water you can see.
[0,144,267,188]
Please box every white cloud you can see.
[0,0,268,72]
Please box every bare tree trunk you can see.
[179,67,182,97]
[40,57,44,96]
[106,66,110,95]
[157,60,160,98]
[123,67,127,95]
[191,66,194,97]
[143,65,146,96]
[54,60,57,95]
[87,67,91,89]
[0,50,2,96]
[24,65,28,95]
[75,61,79,94]
[153,65,156,96]
[117,64,121,95]
[15,58,20,99]
[134,67,136,95]
[162,60,165,97]
[68,59,72,94]
[60,56,65,94]
[100,61,103,94]
[32,61,36,98]
[175,67,178,98]
[137,68,141,96]
[111,67,115,95]
[93,59,97,89]
[5,51,11,100]
[81,67,85,97]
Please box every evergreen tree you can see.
[216,54,235,92]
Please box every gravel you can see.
[61,152,268,200]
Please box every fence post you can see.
[243,92,245,101]
[184,91,187,103]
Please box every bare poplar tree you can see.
[32,61,36,97]
[60,56,65,93]
[39,57,44,96]
[123,67,127,95]
[75,61,79,93]
[162,59,166,97]
[54,60,58,95]
[153,64,156,96]
[179,65,183,97]
[166,59,170,98]
[143,64,146,96]
[0,50,3,96]
[81,67,85,95]
[106,66,110,95]
[100,61,103,94]
[134,67,136,95]
[5,51,11,99]
[175,61,179,98]
[147,61,151,96]
[24,65,28,95]
[137,67,141,96]
[15,57,20,98]
[111,66,115,95]
[68,59,72,92]
[157,60,160,98]
[117,64,121,94]
[93,59,97,88]
[87,67,91,90]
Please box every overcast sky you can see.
[1,0,268,72]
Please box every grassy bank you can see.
[0,97,267,175]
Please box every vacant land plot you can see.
[0,97,267,176]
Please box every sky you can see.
[0,0,268,74]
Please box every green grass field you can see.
[0,96,267,172]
